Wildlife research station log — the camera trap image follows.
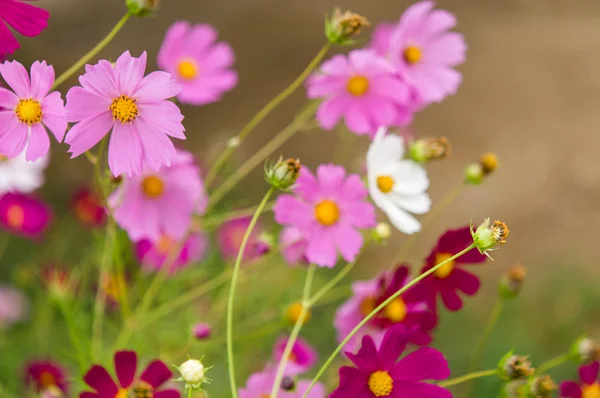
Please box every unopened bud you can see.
[281,376,296,391]
[192,322,211,340]
[571,337,600,364]
[265,157,301,191]
[480,152,499,175]
[409,137,450,163]
[527,375,556,398]
[126,0,160,17]
[173,358,211,390]
[371,222,392,244]
[227,136,241,148]
[498,352,535,381]
[471,218,509,259]
[285,301,311,326]
[465,152,499,185]
[499,264,527,300]
[325,8,370,45]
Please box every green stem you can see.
[52,13,132,90]
[303,243,477,397]
[201,201,275,229]
[536,354,571,374]
[203,43,331,187]
[227,187,275,398]
[207,101,318,211]
[270,264,316,398]
[308,261,355,307]
[468,299,504,373]
[57,300,87,371]
[187,387,193,398]
[439,369,497,388]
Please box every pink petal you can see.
[177,84,220,105]
[108,122,143,177]
[140,360,172,389]
[0,87,18,109]
[114,51,147,96]
[25,123,49,161]
[397,1,435,35]
[186,24,218,52]
[316,164,346,195]
[560,381,582,398]
[379,326,409,364]
[440,288,463,311]
[392,347,450,381]
[79,60,118,100]
[365,97,397,127]
[346,334,378,370]
[320,54,351,77]
[316,96,347,130]
[349,49,395,74]
[273,195,313,230]
[580,362,599,385]
[203,42,235,69]
[305,228,337,267]
[0,0,49,37]
[65,112,113,157]
[371,76,411,104]
[154,390,181,398]
[425,33,467,66]
[195,70,238,91]
[306,74,346,99]
[79,393,100,398]
[340,174,369,200]
[0,112,28,157]
[425,9,458,36]
[41,91,67,142]
[134,71,181,101]
[114,351,137,388]
[0,60,31,98]
[83,365,118,396]
[333,224,363,263]
[294,166,320,202]
[341,202,375,229]
[344,105,371,134]
[66,86,112,122]
[446,268,480,296]
[157,21,190,70]
[29,61,54,100]
[0,21,19,57]
[393,380,452,398]
[133,117,176,171]
[137,102,185,139]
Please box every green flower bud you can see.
[571,337,600,364]
[527,375,557,398]
[325,8,370,46]
[498,352,535,381]
[265,157,301,191]
[408,137,450,164]
[173,357,212,391]
[499,264,527,300]
[471,218,509,259]
[126,0,159,17]
[465,163,484,185]
[371,222,392,244]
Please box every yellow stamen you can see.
[368,370,393,397]
[492,220,509,245]
[141,175,164,198]
[434,252,455,279]
[178,59,198,80]
[6,204,25,229]
[360,296,376,316]
[403,46,422,64]
[115,388,129,398]
[285,301,311,325]
[383,298,407,322]
[15,99,42,125]
[347,75,369,96]
[110,95,139,124]
[39,371,56,388]
[376,175,394,193]
[583,383,600,398]
[156,235,174,254]
[314,200,340,226]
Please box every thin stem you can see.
[536,353,571,375]
[227,187,275,398]
[187,387,193,398]
[308,261,355,307]
[303,243,477,397]
[270,264,317,398]
[201,201,275,229]
[52,13,131,90]
[57,300,87,371]
[204,43,331,187]
[207,102,318,211]
[468,299,504,373]
[439,369,497,388]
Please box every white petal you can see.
[367,131,405,171]
[380,199,422,234]
[388,192,431,215]
[391,160,429,195]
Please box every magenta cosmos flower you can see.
[384,1,467,103]
[273,336,318,376]
[72,188,106,228]
[279,226,309,266]
[216,216,271,261]
[80,350,179,398]
[335,265,436,353]
[158,21,238,105]
[274,164,375,267]
[306,49,411,138]
[108,149,207,242]
[0,0,49,58]
[417,226,486,312]
[561,361,600,398]
[331,325,451,398]
[25,360,68,394]
[239,368,325,398]
[192,322,211,340]
[0,192,51,237]
[136,231,208,274]
[0,60,67,160]
[65,51,184,177]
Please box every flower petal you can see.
[379,198,421,234]
[41,91,67,142]
[25,123,49,161]
[559,381,582,398]
[154,390,181,398]
[65,112,113,157]
[137,101,185,139]
[392,380,452,398]
[0,60,31,98]
[273,195,313,230]
[0,0,49,37]
[0,87,18,109]
[29,61,54,100]
[392,347,450,381]
[388,192,431,215]
[134,71,181,101]
[0,112,28,157]
[83,365,118,396]
[140,360,172,389]
[108,122,144,177]
[79,60,118,100]
[446,268,480,296]
[305,227,337,267]
[157,21,190,69]
[390,161,429,195]
[0,20,20,57]
[333,223,363,263]
[66,86,112,122]
[580,362,599,385]
[114,351,137,389]
[115,51,147,96]
[316,164,346,196]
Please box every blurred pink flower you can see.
[0,0,49,58]
[216,216,271,261]
[0,192,51,238]
[108,149,207,242]
[136,231,208,274]
[279,226,309,266]
[24,360,68,394]
[239,368,325,398]
[72,188,106,228]
[560,361,600,398]
[65,51,185,177]
[273,164,375,267]
[306,49,411,138]
[158,21,238,105]
[0,60,67,160]
[192,322,211,340]
[273,336,318,376]
[0,284,28,328]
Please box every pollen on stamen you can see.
[110,95,139,124]
[15,99,43,125]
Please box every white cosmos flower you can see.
[0,151,49,195]
[367,127,431,234]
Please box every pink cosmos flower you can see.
[0,192,51,237]
[108,149,207,242]
[80,350,180,398]
[0,60,67,160]
[273,336,318,376]
[158,21,238,105]
[306,49,411,138]
[416,226,486,312]
[560,361,600,398]
[0,0,49,58]
[136,232,208,274]
[239,369,325,398]
[24,360,68,394]
[330,325,451,398]
[0,284,27,328]
[72,188,106,228]
[192,322,211,340]
[273,164,376,268]
[279,226,309,266]
[334,265,436,353]
[216,216,271,261]
[65,51,185,177]
[385,1,467,103]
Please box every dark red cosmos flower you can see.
[72,188,106,227]
[330,325,451,398]
[80,351,180,398]
[418,226,486,312]
[0,0,49,58]
[560,361,600,398]
[25,360,68,394]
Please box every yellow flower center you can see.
[178,59,198,80]
[368,370,394,397]
[583,384,600,398]
[6,204,25,229]
[403,46,422,64]
[141,176,164,198]
[156,235,174,254]
[39,371,56,388]
[110,95,139,124]
[285,301,311,325]
[347,75,369,96]
[376,175,394,193]
[104,274,126,300]
[115,388,128,398]
[434,252,455,279]
[15,99,42,125]
[314,200,340,226]
[360,296,376,316]
[384,298,407,322]
[0,155,7,163]
[287,351,297,363]
[132,381,154,397]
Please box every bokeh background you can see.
[3,0,600,396]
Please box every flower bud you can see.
[325,8,370,45]
[284,301,311,326]
[227,136,241,148]
[265,157,301,191]
[465,152,499,185]
[527,375,556,398]
[498,352,535,381]
[480,152,499,175]
[499,264,527,300]
[192,322,211,340]
[465,163,484,185]
[571,337,600,364]
[371,222,392,244]
[126,0,159,17]
[409,137,450,163]
[471,218,509,259]
[281,376,296,391]
[173,358,211,390]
